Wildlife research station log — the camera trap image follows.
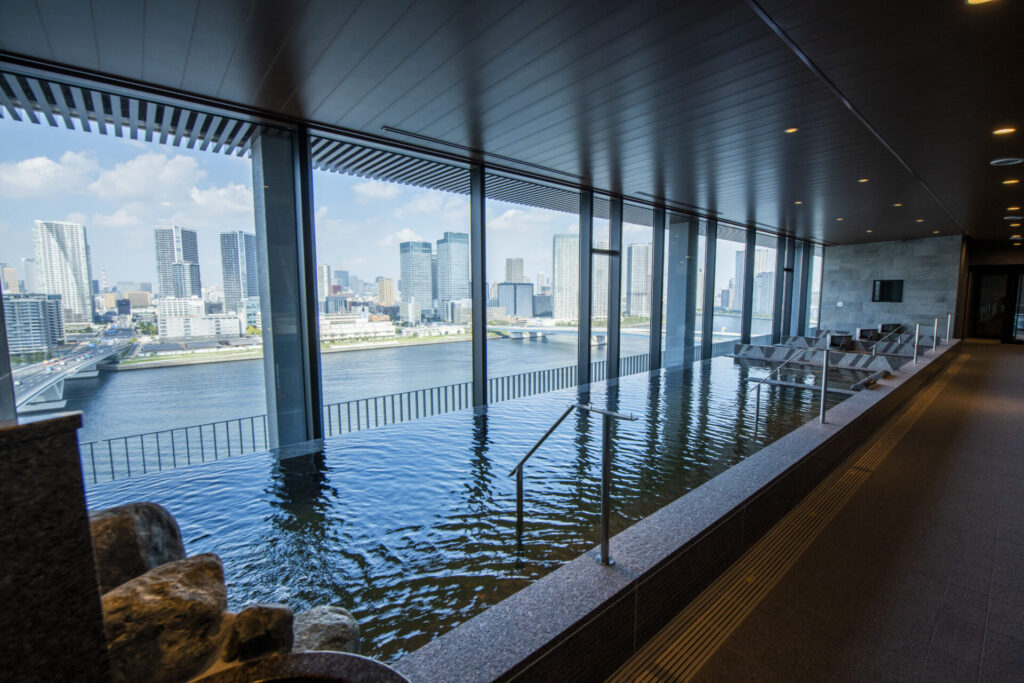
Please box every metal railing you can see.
[749,347,832,424]
[79,353,653,485]
[508,402,637,565]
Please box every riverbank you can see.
[108,333,484,371]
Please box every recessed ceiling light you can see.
[1004,179,1021,185]
[893,202,903,207]
[1015,242,1023,246]
[794,200,803,205]
[1011,223,1022,227]
[858,178,870,183]
[991,158,1023,166]
[932,230,941,234]
[785,127,798,133]
[836,217,844,221]
[967,0,997,5]
[1009,206,1022,211]
[1012,234,1023,239]
[916,219,924,223]
[994,127,1016,135]
[866,229,873,233]
[1006,216,1024,221]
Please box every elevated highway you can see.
[14,343,131,413]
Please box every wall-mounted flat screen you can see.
[872,279,904,302]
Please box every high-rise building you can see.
[33,220,94,322]
[0,264,18,293]
[2,293,64,354]
[158,296,241,341]
[21,257,38,293]
[154,226,201,298]
[505,257,525,283]
[626,243,653,317]
[377,277,396,307]
[437,232,470,313]
[333,270,349,289]
[497,282,534,318]
[400,241,433,319]
[753,271,775,316]
[220,231,258,314]
[592,241,609,319]
[552,234,579,320]
[734,251,746,312]
[431,254,438,302]
[317,264,331,300]
[536,272,546,290]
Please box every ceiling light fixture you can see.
[1015,242,1022,247]
[858,178,869,183]
[991,158,1023,166]
[1004,179,1021,185]
[836,217,844,221]
[893,202,903,207]
[916,219,925,223]
[933,230,941,234]
[866,229,873,233]
[967,0,997,5]
[1012,234,1023,239]
[1011,223,1022,228]
[1009,206,1022,211]
[785,127,798,133]
[794,201,803,205]
[994,127,1016,135]
[1006,216,1024,220]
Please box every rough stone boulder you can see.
[292,605,361,654]
[90,502,186,593]
[224,604,294,662]
[102,553,227,683]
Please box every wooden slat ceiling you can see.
[0,0,1021,244]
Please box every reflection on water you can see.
[86,357,849,663]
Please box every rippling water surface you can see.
[86,356,852,663]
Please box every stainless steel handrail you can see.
[871,322,911,355]
[508,402,637,566]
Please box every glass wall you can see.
[750,232,779,344]
[590,197,611,376]
[621,203,654,371]
[310,147,472,431]
[694,222,707,349]
[711,226,746,351]
[807,244,823,333]
[0,100,265,481]
[484,175,580,398]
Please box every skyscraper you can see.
[437,232,470,312]
[592,241,609,319]
[20,257,38,293]
[0,263,18,293]
[377,277,396,307]
[2,294,64,353]
[333,270,349,290]
[154,226,201,298]
[33,220,94,322]
[400,241,433,318]
[220,231,258,314]
[552,234,579,320]
[625,243,653,317]
[497,282,534,317]
[734,250,746,312]
[505,257,525,283]
[317,264,332,300]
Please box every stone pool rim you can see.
[393,340,962,682]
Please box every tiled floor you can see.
[632,341,1024,682]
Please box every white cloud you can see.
[393,191,445,219]
[91,208,141,229]
[65,211,88,224]
[378,227,425,247]
[89,153,204,201]
[190,182,253,215]
[352,179,401,200]
[487,207,556,232]
[0,151,98,197]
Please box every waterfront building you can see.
[20,258,38,293]
[753,271,775,316]
[532,294,552,317]
[592,241,609,319]
[552,234,579,320]
[154,226,201,299]
[157,296,241,341]
[220,231,258,314]
[400,241,433,319]
[33,220,94,323]
[625,243,653,317]
[319,313,395,341]
[497,282,534,318]
[377,278,395,307]
[436,232,470,317]
[2,293,64,354]
[399,297,421,323]
[505,258,525,283]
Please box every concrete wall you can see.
[820,235,962,331]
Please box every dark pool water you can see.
[85,357,854,663]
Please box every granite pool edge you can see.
[394,341,962,683]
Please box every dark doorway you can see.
[968,267,1024,343]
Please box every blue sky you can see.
[0,114,743,294]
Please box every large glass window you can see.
[750,233,779,344]
[694,223,707,350]
[807,244,823,333]
[711,226,747,355]
[0,98,264,484]
[483,175,579,400]
[590,199,611,379]
[310,143,471,433]
[621,203,653,373]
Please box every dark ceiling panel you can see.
[1,0,1020,244]
[141,0,200,87]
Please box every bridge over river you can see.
[13,343,131,413]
